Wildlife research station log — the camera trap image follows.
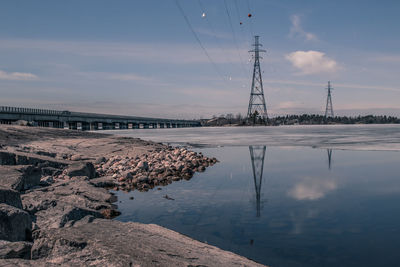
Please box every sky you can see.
[0,0,399,119]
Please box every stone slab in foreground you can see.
[28,219,264,267]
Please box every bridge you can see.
[0,106,201,130]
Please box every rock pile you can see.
[95,147,218,191]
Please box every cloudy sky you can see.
[0,0,399,118]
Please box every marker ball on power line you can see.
[201,12,206,18]
[248,13,252,17]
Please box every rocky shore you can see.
[0,125,265,267]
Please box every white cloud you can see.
[104,73,152,82]
[285,51,338,75]
[288,177,337,200]
[289,15,318,42]
[0,70,38,81]
[0,38,245,65]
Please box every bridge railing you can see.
[0,106,201,125]
[0,106,65,116]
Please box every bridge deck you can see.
[0,106,200,130]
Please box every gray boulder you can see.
[66,162,96,179]
[22,180,115,229]
[38,176,54,187]
[0,240,32,259]
[95,156,106,164]
[0,151,16,165]
[47,205,104,229]
[0,166,41,192]
[89,176,117,188]
[0,204,32,242]
[0,186,22,209]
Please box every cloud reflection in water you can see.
[288,177,337,200]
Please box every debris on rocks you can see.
[163,195,174,201]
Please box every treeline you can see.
[268,114,400,125]
[201,114,400,126]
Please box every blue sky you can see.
[0,0,399,118]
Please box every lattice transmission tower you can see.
[325,81,334,118]
[249,145,266,217]
[247,36,267,124]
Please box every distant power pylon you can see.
[249,145,266,217]
[247,36,267,124]
[325,81,334,118]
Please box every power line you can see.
[246,0,255,37]
[174,0,227,83]
[233,0,247,40]
[197,0,236,70]
[233,0,253,70]
[223,0,248,75]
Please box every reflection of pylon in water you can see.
[327,149,333,170]
[249,146,266,217]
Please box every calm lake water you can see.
[109,126,400,266]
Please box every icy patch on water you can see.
[100,124,400,151]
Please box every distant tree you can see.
[226,113,234,124]
[252,110,259,124]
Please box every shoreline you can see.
[0,125,265,266]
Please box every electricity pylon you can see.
[249,146,266,217]
[247,36,267,124]
[325,81,334,118]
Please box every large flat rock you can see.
[30,219,265,266]
[22,179,116,229]
[0,166,41,192]
[0,186,22,209]
[0,241,32,259]
[0,150,68,169]
[0,204,32,242]
[65,162,95,179]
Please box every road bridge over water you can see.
[0,106,200,130]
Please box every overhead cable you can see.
[197,0,236,68]
[174,0,228,83]
[223,0,248,75]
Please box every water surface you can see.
[115,145,400,266]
